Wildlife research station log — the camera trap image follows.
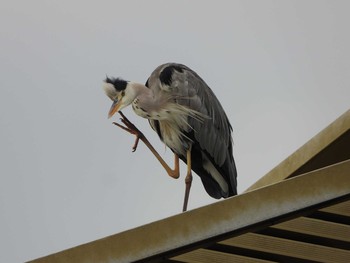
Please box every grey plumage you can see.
[145,63,237,198]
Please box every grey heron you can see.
[103,63,237,211]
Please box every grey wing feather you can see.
[147,63,237,197]
[167,64,233,167]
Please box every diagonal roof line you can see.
[28,160,350,263]
[247,109,350,191]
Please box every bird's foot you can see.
[113,111,144,152]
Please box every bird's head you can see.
[103,77,136,118]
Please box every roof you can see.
[28,109,350,263]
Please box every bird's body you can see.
[103,63,237,209]
[144,63,237,198]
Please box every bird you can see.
[103,63,237,211]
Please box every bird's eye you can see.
[121,91,125,96]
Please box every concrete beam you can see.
[29,160,350,263]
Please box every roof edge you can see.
[28,160,350,263]
[246,109,350,191]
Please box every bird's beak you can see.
[108,100,121,119]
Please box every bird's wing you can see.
[149,63,233,167]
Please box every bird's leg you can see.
[113,111,180,179]
[182,148,193,212]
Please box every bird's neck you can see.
[129,82,163,117]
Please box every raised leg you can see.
[113,111,179,179]
[182,148,193,212]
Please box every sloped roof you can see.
[247,109,350,191]
[28,110,350,263]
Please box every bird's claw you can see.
[132,136,140,152]
[113,111,144,152]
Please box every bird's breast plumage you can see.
[157,119,190,156]
[132,99,150,118]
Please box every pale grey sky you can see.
[0,1,349,262]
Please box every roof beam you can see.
[247,109,350,191]
[221,232,350,263]
[28,160,350,263]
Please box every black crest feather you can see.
[104,76,128,91]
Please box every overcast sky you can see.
[1,1,349,262]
